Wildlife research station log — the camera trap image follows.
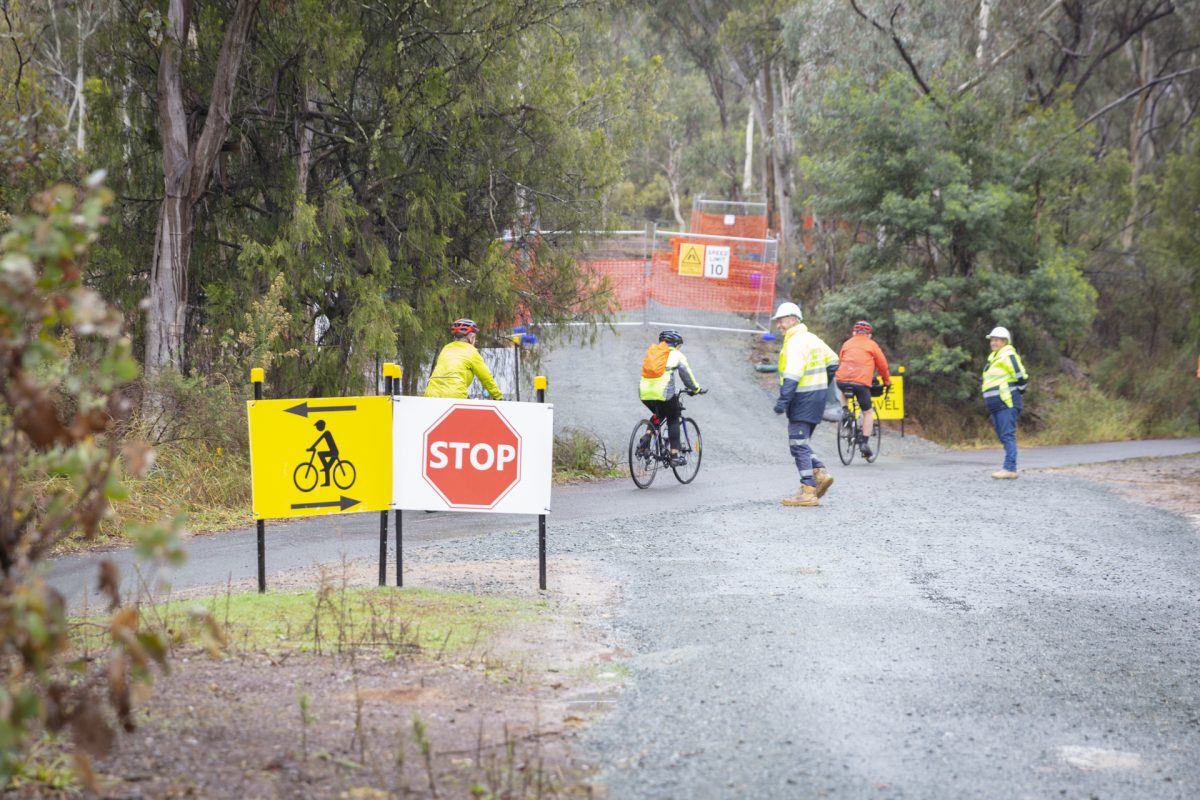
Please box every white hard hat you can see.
[771,301,803,321]
[987,326,1011,340]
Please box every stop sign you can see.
[422,405,522,508]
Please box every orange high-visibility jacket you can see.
[834,334,891,387]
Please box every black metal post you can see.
[379,367,393,586]
[253,370,266,593]
[514,339,521,402]
[536,376,547,590]
[395,510,403,587]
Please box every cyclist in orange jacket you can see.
[834,320,891,459]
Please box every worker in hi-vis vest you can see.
[772,302,839,508]
[981,325,1029,479]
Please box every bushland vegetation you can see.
[2,0,1199,784]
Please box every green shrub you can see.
[553,427,618,480]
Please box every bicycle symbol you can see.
[293,419,357,492]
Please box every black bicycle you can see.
[837,382,885,466]
[628,391,705,489]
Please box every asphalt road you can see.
[48,316,1200,798]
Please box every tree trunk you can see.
[742,105,754,194]
[145,0,257,375]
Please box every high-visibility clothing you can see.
[834,333,891,387]
[777,324,838,423]
[424,340,503,400]
[981,343,1028,409]
[640,346,700,401]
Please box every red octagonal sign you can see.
[422,405,522,508]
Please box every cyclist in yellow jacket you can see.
[639,330,704,465]
[424,318,504,400]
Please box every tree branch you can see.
[848,0,936,101]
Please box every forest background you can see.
[1,0,1199,783]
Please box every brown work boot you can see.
[813,468,834,498]
[782,484,820,507]
[991,469,1019,480]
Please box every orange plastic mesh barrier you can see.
[577,237,777,314]
[689,210,769,241]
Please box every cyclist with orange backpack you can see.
[639,330,704,466]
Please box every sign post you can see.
[251,368,266,593]
[391,393,553,588]
[535,375,548,590]
[386,363,404,587]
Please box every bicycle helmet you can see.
[450,318,480,336]
[658,330,684,346]
[853,320,873,334]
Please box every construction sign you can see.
[678,242,704,276]
[847,377,905,420]
[392,396,553,514]
[247,396,392,520]
[704,245,730,279]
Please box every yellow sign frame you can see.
[678,243,705,276]
[247,396,392,520]
[846,376,904,420]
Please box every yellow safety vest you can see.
[640,347,700,401]
[778,324,837,392]
[981,343,1028,408]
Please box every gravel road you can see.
[49,313,1200,798]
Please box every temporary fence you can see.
[689,195,769,242]
[567,225,778,323]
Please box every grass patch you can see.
[553,426,623,482]
[72,583,548,663]
[1024,381,1148,446]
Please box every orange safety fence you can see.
[689,210,770,242]
[577,248,776,315]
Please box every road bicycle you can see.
[293,449,357,492]
[628,391,706,489]
[837,383,885,466]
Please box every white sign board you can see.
[704,245,731,280]
[391,396,553,514]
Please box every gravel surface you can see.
[49,311,1200,798]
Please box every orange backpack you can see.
[641,341,670,378]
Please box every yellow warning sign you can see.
[247,396,392,520]
[847,377,904,420]
[678,243,705,276]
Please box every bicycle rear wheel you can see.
[837,414,857,466]
[628,420,659,489]
[671,417,703,484]
[865,420,882,463]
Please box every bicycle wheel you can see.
[836,415,857,466]
[628,420,659,489]
[332,459,357,489]
[671,417,703,484]
[865,420,882,463]
[293,462,319,492]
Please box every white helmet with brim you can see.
[987,326,1011,340]
[771,301,803,321]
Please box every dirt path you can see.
[1045,455,1200,529]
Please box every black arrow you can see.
[285,401,358,418]
[290,496,361,511]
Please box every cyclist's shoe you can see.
[636,433,652,457]
[991,469,1019,479]
[669,453,687,467]
[860,443,873,459]
[782,484,820,507]
[813,468,834,498]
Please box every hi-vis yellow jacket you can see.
[639,347,700,401]
[776,324,838,422]
[981,343,1029,408]
[424,341,503,400]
